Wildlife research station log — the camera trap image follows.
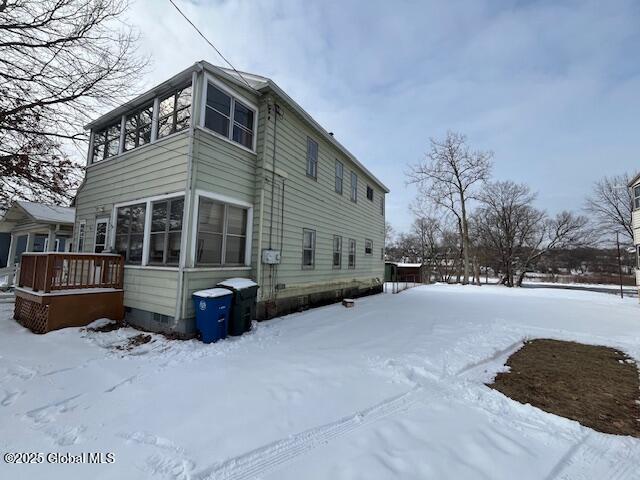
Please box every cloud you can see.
[123,0,640,233]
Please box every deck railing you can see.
[18,253,124,293]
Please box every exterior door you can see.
[94,218,109,253]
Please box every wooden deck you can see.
[14,253,125,333]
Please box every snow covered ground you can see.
[1,285,640,480]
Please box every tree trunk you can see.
[460,195,470,284]
[515,270,527,287]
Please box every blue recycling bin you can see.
[192,288,233,343]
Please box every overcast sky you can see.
[124,0,640,234]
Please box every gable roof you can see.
[3,201,75,225]
[85,61,389,193]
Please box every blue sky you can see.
[126,0,640,233]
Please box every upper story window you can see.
[115,203,146,265]
[350,171,358,202]
[92,121,121,163]
[335,160,343,194]
[158,85,192,139]
[306,137,318,179]
[203,82,256,150]
[90,83,192,163]
[380,196,385,215]
[366,185,374,202]
[634,185,640,209]
[365,238,373,255]
[124,103,153,151]
[196,197,248,266]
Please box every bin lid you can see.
[193,288,233,298]
[217,277,258,290]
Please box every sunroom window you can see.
[115,203,146,265]
[157,85,191,139]
[204,82,256,150]
[92,121,121,162]
[149,197,184,266]
[196,197,248,266]
[124,103,153,151]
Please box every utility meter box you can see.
[262,249,281,264]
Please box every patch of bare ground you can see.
[489,338,640,437]
[114,333,153,351]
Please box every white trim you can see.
[199,73,258,153]
[15,286,123,297]
[94,217,109,253]
[190,189,253,268]
[87,130,95,165]
[77,220,86,252]
[183,266,252,272]
[118,115,126,154]
[151,96,160,142]
[110,191,186,265]
[124,265,179,272]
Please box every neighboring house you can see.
[0,201,75,285]
[629,174,640,294]
[75,60,389,334]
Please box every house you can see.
[629,174,640,294]
[74,61,389,335]
[0,201,75,286]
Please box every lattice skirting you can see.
[14,296,49,334]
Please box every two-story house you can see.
[75,61,389,334]
[629,174,640,294]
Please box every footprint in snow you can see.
[1,389,21,407]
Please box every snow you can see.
[192,288,233,299]
[216,277,258,289]
[1,285,640,479]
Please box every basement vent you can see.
[153,313,169,324]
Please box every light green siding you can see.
[74,132,189,315]
[255,96,385,300]
[181,268,253,318]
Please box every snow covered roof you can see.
[396,263,423,268]
[17,201,75,224]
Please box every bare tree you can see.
[475,180,590,286]
[585,173,636,246]
[0,0,148,210]
[385,222,395,245]
[408,131,492,284]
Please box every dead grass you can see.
[489,339,640,437]
[114,333,153,351]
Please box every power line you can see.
[167,0,257,93]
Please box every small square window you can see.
[367,186,374,201]
[365,239,373,255]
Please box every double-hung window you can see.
[350,172,358,202]
[365,239,373,255]
[302,229,316,268]
[367,185,374,201]
[157,85,192,139]
[92,121,121,162]
[306,137,318,179]
[196,198,248,266]
[203,82,256,150]
[634,185,640,209]
[124,103,154,151]
[115,203,146,264]
[333,235,342,268]
[380,196,385,215]
[335,160,343,194]
[149,197,184,265]
[348,239,356,268]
